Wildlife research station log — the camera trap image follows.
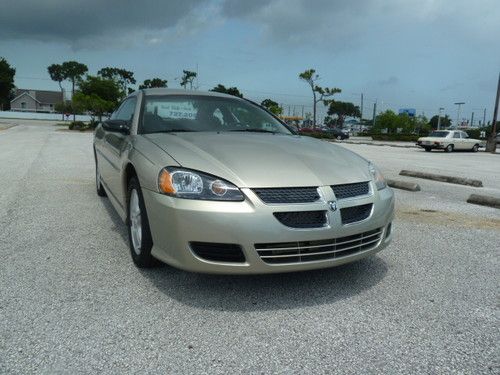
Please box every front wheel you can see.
[472,144,479,152]
[424,147,431,152]
[444,144,454,153]
[336,135,342,141]
[127,177,155,268]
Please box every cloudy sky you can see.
[1,0,499,122]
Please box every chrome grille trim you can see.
[255,228,383,264]
[258,237,381,259]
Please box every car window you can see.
[453,132,461,138]
[115,98,137,122]
[461,132,469,138]
[140,95,291,134]
[429,131,449,137]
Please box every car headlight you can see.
[368,162,387,190]
[158,167,244,201]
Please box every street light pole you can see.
[485,72,499,153]
[454,102,465,127]
[437,107,444,130]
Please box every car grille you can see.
[252,187,320,204]
[255,228,383,264]
[331,182,370,199]
[273,211,327,228]
[190,242,246,263]
[340,204,373,224]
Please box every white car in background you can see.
[416,130,482,152]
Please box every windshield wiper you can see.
[229,128,276,134]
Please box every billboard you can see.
[398,108,416,117]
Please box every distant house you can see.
[10,89,63,113]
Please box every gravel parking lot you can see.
[1,123,499,374]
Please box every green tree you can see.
[75,75,122,121]
[0,57,16,111]
[429,114,451,129]
[139,78,168,89]
[97,67,136,95]
[180,70,197,90]
[261,99,283,116]
[61,61,88,97]
[299,69,341,128]
[47,63,66,119]
[327,101,361,127]
[373,110,408,133]
[210,84,243,98]
[61,61,88,121]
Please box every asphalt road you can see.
[1,123,499,374]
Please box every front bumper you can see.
[142,184,395,274]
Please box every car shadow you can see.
[101,197,128,243]
[140,256,388,312]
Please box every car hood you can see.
[144,132,371,188]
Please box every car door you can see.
[461,131,473,149]
[101,97,137,206]
[452,131,463,149]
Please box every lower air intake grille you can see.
[255,228,383,264]
[252,187,320,204]
[332,182,370,199]
[190,242,245,263]
[340,204,373,224]
[273,211,327,228]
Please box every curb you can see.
[340,140,418,149]
[399,170,483,187]
[386,179,421,191]
[466,194,500,209]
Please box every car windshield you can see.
[428,131,449,137]
[140,95,291,135]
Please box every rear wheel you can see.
[472,144,479,152]
[424,147,431,152]
[445,144,454,153]
[127,177,155,268]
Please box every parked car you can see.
[94,89,394,274]
[323,127,350,140]
[416,130,482,152]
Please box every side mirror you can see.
[102,119,130,134]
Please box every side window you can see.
[461,132,469,138]
[115,98,137,122]
[453,132,461,139]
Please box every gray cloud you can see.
[0,0,208,45]
[378,76,399,86]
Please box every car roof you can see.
[139,88,240,100]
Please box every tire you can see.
[127,177,155,268]
[472,144,479,152]
[424,147,431,152]
[444,144,454,153]
[95,157,107,197]
[336,135,342,141]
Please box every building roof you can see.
[13,89,63,104]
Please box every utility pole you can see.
[485,72,499,153]
[437,107,444,130]
[372,100,377,128]
[454,102,465,127]
[470,112,474,127]
[360,93,364,121]
[483,108,486,127]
